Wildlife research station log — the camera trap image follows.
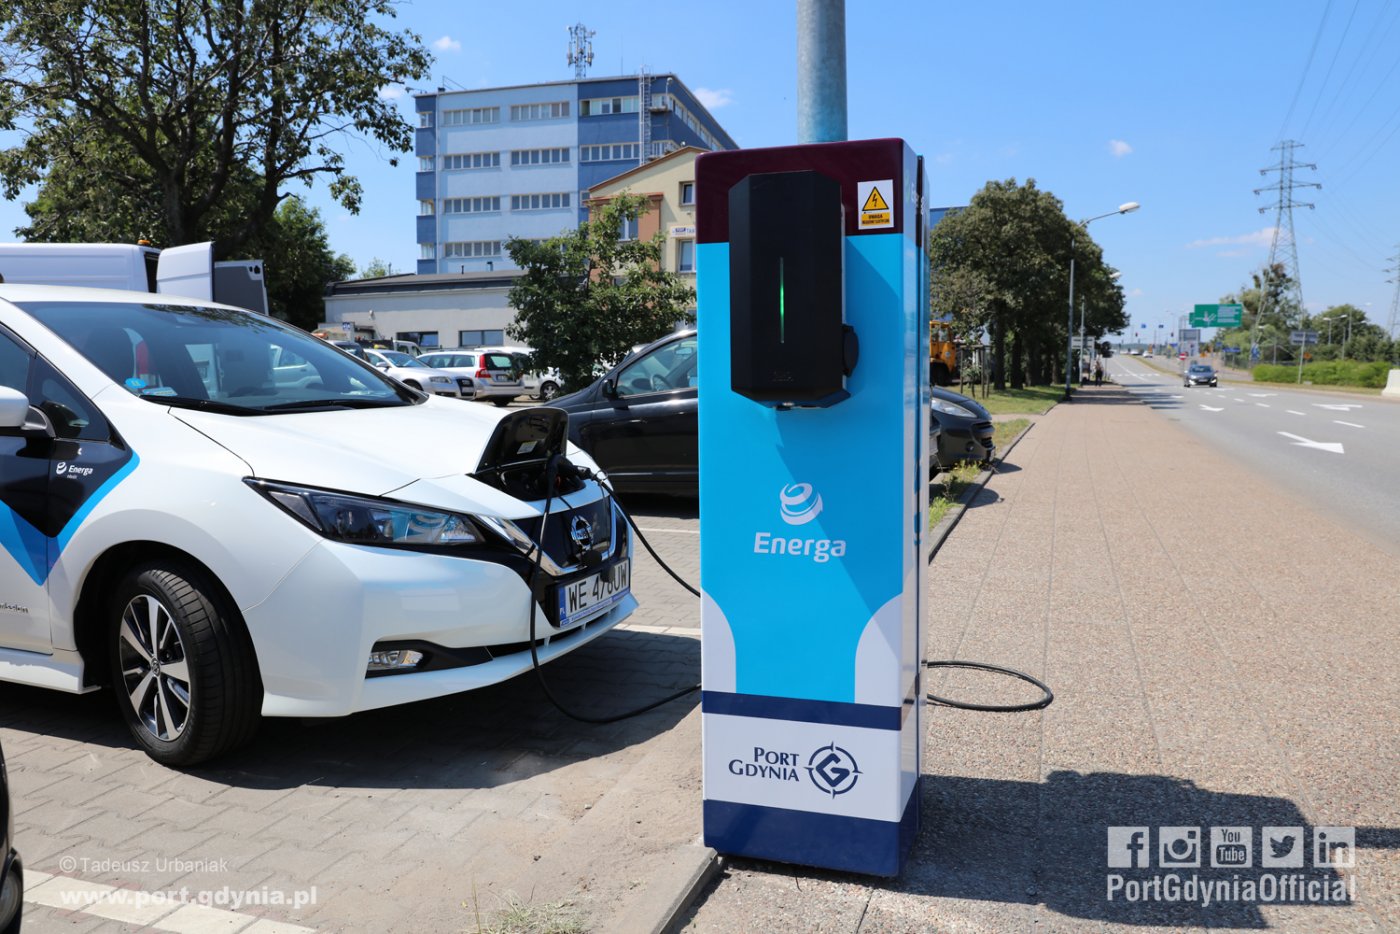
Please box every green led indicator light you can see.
[779,257,785,344]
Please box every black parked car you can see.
[552,331,699,495]
[0,741,21,933]
[930,386,996,468]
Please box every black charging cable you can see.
[923,660,1053,712]
[520,453,700,724]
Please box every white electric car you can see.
[0,285,634,766]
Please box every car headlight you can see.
[429,376,451,384]
[932,399,976,419]
[245,480,486,549]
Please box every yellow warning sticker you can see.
[856,179,894,229]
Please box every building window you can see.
[442,240,502,258]
[579,96,639,116]
[510,192,571,212]
[420,243,436,260]
[418,111,433,128]
[398,331,440,349]
[418,199,435,216]
[680,182,695,206]
[417,156,433,172]
[509,101,570,121]
[618,216,639,241]
[509,147,571,167]
[443,196,502,214]
[579,143,641,163]
[459,329,506,347]
[441,107,499,126]
[676,239,695,273]
[442,152,500,170]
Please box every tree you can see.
[249,197,356,330]
[359,257,400,279]
[505,194,695,390]
[0,0,430,258]
[929,179,1121,389]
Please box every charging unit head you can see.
[728,170,856,408]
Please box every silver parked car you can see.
[363,348,465,398]
[417,350,523,406]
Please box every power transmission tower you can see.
[1387,244,1400,340]
[1252,140,1320,358]
[566,23,595,79]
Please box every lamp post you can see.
[1066,202,1139,401]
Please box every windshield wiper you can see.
[141,396,253,416]
[259,398,405,412]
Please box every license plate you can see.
[556,560,630,627]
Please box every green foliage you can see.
[0,0,430,254]
[248,198,356,330]
[976,385,1062,415]
[359,258,400,279]
[505,194,695,390]
[1252,360,1391,388]
[928,179,1125,389]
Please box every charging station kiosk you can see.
[696,139,930,876]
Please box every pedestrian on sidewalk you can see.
[1094,361,1103,386]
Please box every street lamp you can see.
[1066,201,1139,400]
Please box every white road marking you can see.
[1333,420,1365,429]
[1199,404,1224,412]
[1256,403,1271,408]
[1313,403,1364,411]
[1286,409,1305,415]
[1170,395,1183,399]
[1248,392,1278,398]
[1278,431,1345,454]
[1233,398,1246,403]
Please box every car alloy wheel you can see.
[118,594,192,741]
[539,381,559,401]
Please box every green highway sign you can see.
[1190,303,1243,327]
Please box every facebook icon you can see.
[1108,827,1151,868]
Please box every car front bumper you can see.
[935,422,996,466]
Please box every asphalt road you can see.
[1105,354,1400,554]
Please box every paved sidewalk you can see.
[683,383,1399,932]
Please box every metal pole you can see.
[1078,298,1087,384]
[797,0,847,143]
[1064,244,1076,400]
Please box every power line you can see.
[1310,0,1400,147]
[1277,0,1335,141]
[1299,0,1363,140]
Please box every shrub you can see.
[1252,360,1391,388]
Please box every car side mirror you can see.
[602,378,617,398]
[0,387,56,439]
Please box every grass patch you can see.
[928,461,982,528]
[1253,359,1392,389]
[992,418,1030,451]
[472,893,587,934]
[964,384,1061,415]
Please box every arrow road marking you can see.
[1313,403,1363,411]
[1287,410,1305,416]
[1199,404,1224,412]
[1333,420,1365,429]
[1278,431,1345,454]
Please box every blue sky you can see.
[3,0,1398,337]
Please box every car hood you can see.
[170,397,513,499]
[929,386,991,421]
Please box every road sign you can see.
[1179,352,1187,360]
[1191,303,1244,327]
[1222,346,1241,353]
[1289,330,1319,346]
[341,321,355,334]
[1180,328,1201,342]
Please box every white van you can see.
[0,284,634,765]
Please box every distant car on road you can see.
[1143,352,1154,358]
[1184,363,1219,388]
[929,386,996,468]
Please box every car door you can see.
[579,335,698,485]
[0,326,51,651]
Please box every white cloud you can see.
[1185,227,1276,250]
[432,35,462,53]
[1108,139,1133,157]
[1128,287,1144,297]
[377,85,405,101]
[693,87,734,110]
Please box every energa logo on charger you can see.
[754,482,847,563]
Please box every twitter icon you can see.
[1262,826,1305,868]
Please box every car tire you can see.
[539,381,559,401]
[931,363,951,387]
[491,398,511,407]
[109,561,261,767]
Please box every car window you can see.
[0,327,30,394]
[20,301,415,413]
[482,353,516,371]
[36,358,110,441]
[615,337,698,398]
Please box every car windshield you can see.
[378,351,424,367]
[1191,365,1212,373]
[20,301,417,414]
